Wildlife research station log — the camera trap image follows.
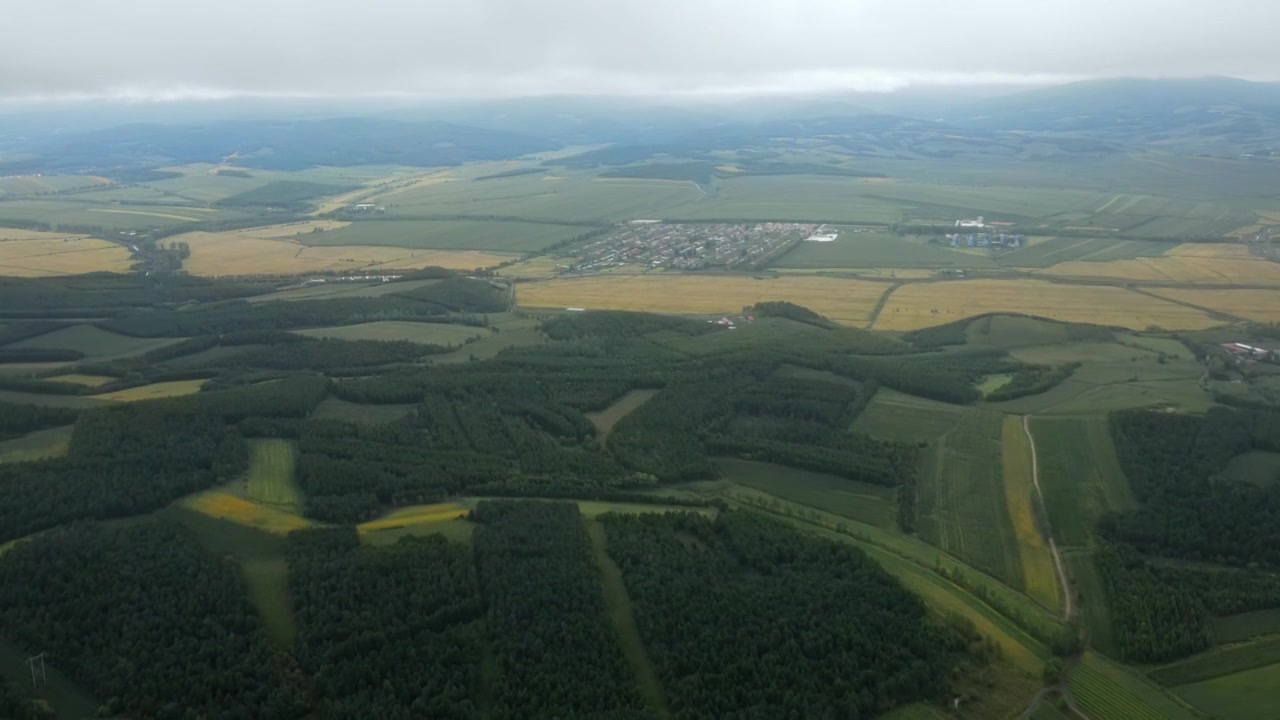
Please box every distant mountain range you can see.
[2,77,1279,173]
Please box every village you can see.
[560,221,818,272]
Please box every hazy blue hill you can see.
[7,117,557,172]
[949,77,1280,152]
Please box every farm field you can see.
[1213,608,1280,643]
[45,373,115,387]
[585,388,658,443]
[1221,450,1280,486]
[0,638,100,720]
[873,279,1221,331]
[1069,652,1199,720]
[0,233,132,276]
[178,489,313,534]
[0,174,110,196]
[244,440,302,509]
[966,314,1082,348]
[1027,416,1134,549]
[770,231,995,269]
[379,173,702,223]
[357,502,469,533]
[850,388,967,442]
[0,425,73,464]
[1065,550,1120,658]
[0,198,242,230]
[665,176,908,224]
[293,320,486,346]
[9,325,184,360]
[1146,287,1280,323]
[995,237,1170,267]
[93,379,207,402]
[308,397,417,424]
[1149,636,1280,687]
[1002,416,1060,612]
[517,274,891,326]
[177,228,514,276]
[1035,255,1280,286]
[1171,662,1280,720]
[715,457,898,530]
[915,409,1023,587]
[305,219,589,252]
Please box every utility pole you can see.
[27,653,46,690]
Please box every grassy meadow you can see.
[0,425,73,464]
[586,389,658,444]
[293,320,487,346]
[244,440,302,509]
[10,325,184,360]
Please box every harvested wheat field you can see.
[94,379,208,402]
[1145,288,1280,323]
[178,229,514,276]
[0,233,132,276]
[358,502,469,533]
[874,279,1219,331]
[517,274,890,326]
[180,490,313,534]
[1037,256,1280,285]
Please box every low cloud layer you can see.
[5,0,1278,100]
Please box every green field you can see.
[771,231,992,269]
[996,237,1170,267]
[1069,652,1199,720]
[244,439,302,509]
[0,425,73,464]
[1220,450,1280,487]
[0,199,246,230]
[376,173,702,223]
[1066,550,1121,658]
[0,174,110,197]
[1171,662,1280,720]
[1150,636,1280,686]
[309,397,417,424]
[1213,608,1280,643]
[8,324,184,359]
[915,409,1023,587]
[586,389,658,443]
[1028,416,1134,549]
[850,388,967,442]
[293,320,488,346]
[967,315,1079,348]
[304,218,590,252]
[715,457,898,530]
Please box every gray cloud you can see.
[4,0,1279,100]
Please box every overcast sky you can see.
[4,0,1278,100]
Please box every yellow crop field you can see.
[178,229,514,276]
[87,208,203,222]
[94,379,207,402]
[1002,417,1060,613]
[180,491,313,534]
[1167,243,1253,258]
[874,279,1219,331]
[48,374,116,387]
[1037,256,1280,285]
[517,275,890,326]
[1146,288,1280,323]
[0,234,132,276]
[358,502,468,532]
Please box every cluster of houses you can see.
[563,222,815,273]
